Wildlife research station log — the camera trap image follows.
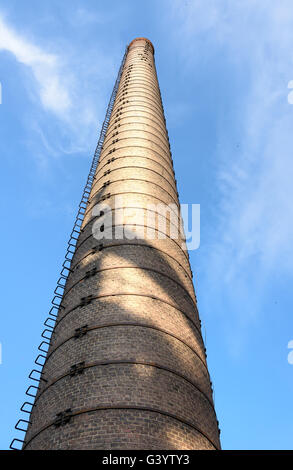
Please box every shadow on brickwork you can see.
[23,185,220,450]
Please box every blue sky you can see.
[1,0,293,450]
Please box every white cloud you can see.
[0,14,71,114]
[0,12,118,159]
[167,1,293,337]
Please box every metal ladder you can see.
[10,47,128,451]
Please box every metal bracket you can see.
[99,193,111,201]
[20,402,34,414]
[15,419,31,432]
[85,267,98,279]
[80,295,94,307]
[74,324,89,339]
[54,408,73,427]
[29,369,48,383]
[70,361,86,377]
[92,244,103,254]
[10,438,25,450]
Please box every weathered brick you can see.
[23,37,220,451]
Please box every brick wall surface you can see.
[23,38,221,450]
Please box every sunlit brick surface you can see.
[23,38,220,450]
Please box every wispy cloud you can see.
[0,11,117,160]
[167,1,293,342]
[0,14,70,114]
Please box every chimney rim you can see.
[128,37,155,54]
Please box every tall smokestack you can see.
[15,38,220,450]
